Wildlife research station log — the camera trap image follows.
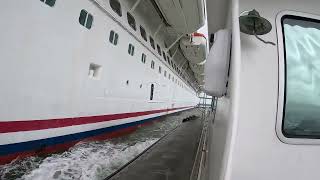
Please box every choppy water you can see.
[0,109,198,180]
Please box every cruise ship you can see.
[3,0,320,179]
[0,0,206,165]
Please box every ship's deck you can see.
[106,109,210,180]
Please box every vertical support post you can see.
[129,0,143,12]
[153,23,163,39]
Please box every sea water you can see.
[0,109,198,180]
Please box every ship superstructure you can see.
[0,0,207,164]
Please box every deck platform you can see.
[106,110,205,180]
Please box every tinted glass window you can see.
[140,26,147,42]
[79,10,93,29]
[151,61,155,69]
[141,53,146,64]
[127,12,136,31]
[40,0,56,7]
[109,0,122,16]
[282,15,320,138]
[159,66,162,74]
[114,33,119,45]
[128,44,134,56]
[149,36,155,49]
[109,30,118,45]
[109,30,114,43]
[79,9,87,26]
[162,51,166,61]
[86,14,93,29]
[156,44,161,55]
[150,84,154,100]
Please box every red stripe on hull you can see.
[0,125,139,165]
[0,106,192,133]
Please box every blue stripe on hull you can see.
[0,115,163,156]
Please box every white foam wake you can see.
[19,139,157,180]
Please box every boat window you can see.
[140,26,147,42]
[127,12,136,31]
[109,0,122,16]
[114,33,118,45]
[150,84,154,100]
[162,51,167,61]
[40,0,56,7]
[164,70,167,77]
[109,30,118,45]
[128,43,134,56]
[282,15,320,138]
[79,9,93,29]
[141,53,146,64]
[156,44,161,55]
[149,36,155,49]
[151,60,155,69]
[168,74,171,79]
[159,66,162,74]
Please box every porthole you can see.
[109,30,119,45]
[141,53,146,64]
[128,44,135,56]
[79,9,93,29]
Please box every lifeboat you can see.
[180,33,208,65]
[153,0,205,34]
[195,73,204,81]
[190,62,205,75]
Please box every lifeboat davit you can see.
[153,0,205,34]
[180,33,208,65]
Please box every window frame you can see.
[109,30,118,45]
[109,0,122,17]
[127,12,136,31]
[162,51,167,61]
[141,53,146,64]
[140,26,148,42]
[156,44,161,55]
[128,43,134,56]
[149,36,155,49]
[276,10,320,145]
[79,9,93,29]
[150,84,154,101]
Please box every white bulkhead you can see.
[205,0,320,179]
[0,0,203,164]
